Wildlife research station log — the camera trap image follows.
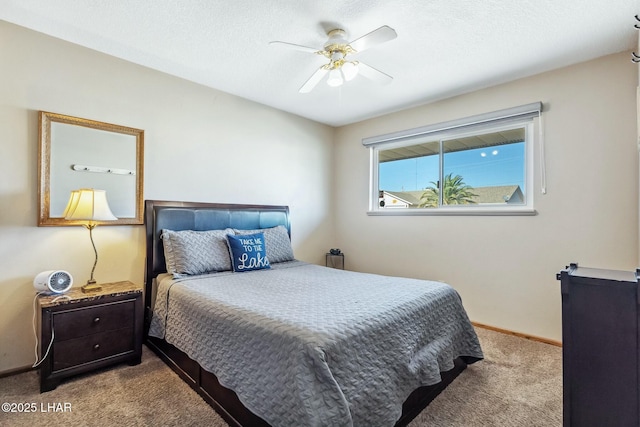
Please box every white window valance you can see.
[362,102,543,147]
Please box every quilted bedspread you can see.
[149,261,483,427]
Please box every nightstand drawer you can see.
[52,327,134,371]
[38,281,143,392]
[53,300,135,341]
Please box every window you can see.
[364,103,541,215]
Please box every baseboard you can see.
[472,322,562,347]
[0,364,34,379]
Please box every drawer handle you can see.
[93,344,100,350]
[93,317,100,324]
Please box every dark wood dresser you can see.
[557,263,640,427]
[37,281,143,392]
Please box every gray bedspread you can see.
[149,261,483,427]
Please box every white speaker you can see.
[34,270,73,294]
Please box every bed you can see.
[143,200,483,427]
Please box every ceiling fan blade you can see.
[269,41,321,54]
[349,25,397,53]
[299,67,329,93]
[357,62,393,85]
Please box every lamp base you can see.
[81,282,102,293]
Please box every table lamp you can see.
[62,189,117,293]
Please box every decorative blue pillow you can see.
[226,232,271,272]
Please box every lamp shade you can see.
[63,189,117,222]
[326,69,344,87]
[342,61,359,81]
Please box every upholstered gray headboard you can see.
[143,200,290,326]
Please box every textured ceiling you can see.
[1,1,638,126]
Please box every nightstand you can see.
[326,253,345,269]
[37,281,143,392]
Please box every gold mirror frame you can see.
[38,111,144,226]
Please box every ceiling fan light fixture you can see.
[272,25,397,93]
[327,68,344,87]
[331,51,344,62]
[342,61,359,81]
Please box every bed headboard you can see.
[143,200,290,328]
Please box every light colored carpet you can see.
[409,327,562,426]
[0,327,561,426]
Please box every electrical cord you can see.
[32,292,55,368]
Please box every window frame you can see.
[366,104,540,216]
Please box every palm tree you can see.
[418,173,478,207]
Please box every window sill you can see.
[367,207,538,216]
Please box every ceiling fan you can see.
[270,25,397,93]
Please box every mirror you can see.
[38,111,144,226]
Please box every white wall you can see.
[0,21,335,372]
[333,52,639,342]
